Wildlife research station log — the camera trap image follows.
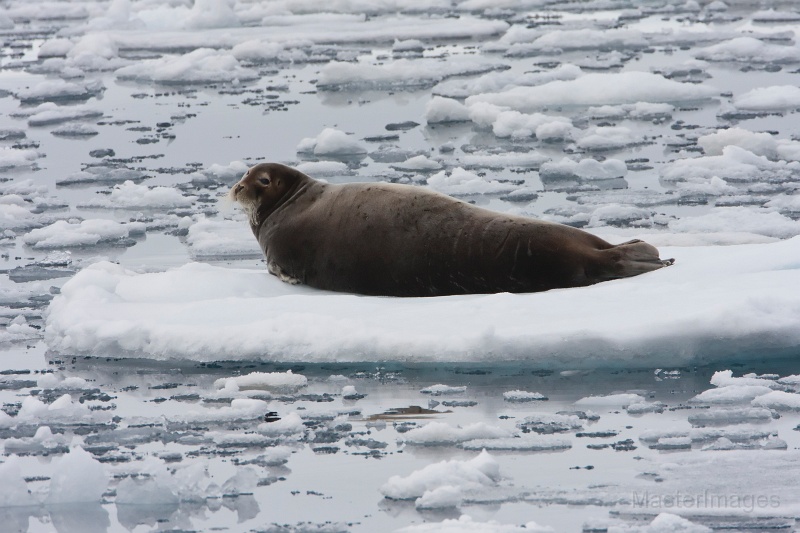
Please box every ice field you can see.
[2,0,800,531]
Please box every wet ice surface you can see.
[2,0,800,531]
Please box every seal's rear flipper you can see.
[598,239,674,280]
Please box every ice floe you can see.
[22,219,144,249]
[43,236,800,366]
[381,450,502,505]
[115,48,258,84]
[297,128,367,157]
[465,72,717,111]
[79,180,195,209]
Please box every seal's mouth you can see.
[228,181,259,226]
[228,183,244,203]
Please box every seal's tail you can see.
[598,239,674,280]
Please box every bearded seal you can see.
[229,163,672,296]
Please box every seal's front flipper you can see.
[268,261,301,285]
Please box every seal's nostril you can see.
[235,184,244,193]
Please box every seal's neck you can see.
[252,179,313,231]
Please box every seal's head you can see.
[229,163,306,227]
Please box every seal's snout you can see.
[228,182,244,203]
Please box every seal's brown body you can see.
[231,163,671,297]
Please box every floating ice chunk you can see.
[66,33,125,71]
[295,160,350,176]
[381,449,500,501]
[751,390,800,410]
[577,126,643,151]
[415,485,462,509]
[80,180,195,209]
[392,155,442,171]
[691,385,773,404]
[698,127,800,161]
[22,219,143,248]
[342,385,363,400]
[57,166,146,185]
[668,207,800,239]
[396,514,553,532]
[420,384,466,396]
[5,2,89,21]
[186,216,261,259]
[468,103,573,139]
[640,427,774,448]
[653,436,692,450]
[662,146,800,183]
[0,456,37,507]
[535,120,574,142]
[16,79,104,104]
[232,39,308,63]
[778,374,800,386]
[4,425,69,455]
[51,123,99,137]
[434,63,581,99]
[461,436,570,451]
[46,446,108,504]
[466,72,717,111]
[0,147,42,171]
[203,160,250,183]
[402,421,512,445]
[626,401,665,414]
[37,38,73,59]
[733,85,800,112]
[297,128,367,156]
[461,151,548,170]
[16,394,104,425]
[393,39,425,52]
[317,58,503,91]
[257,412,305,437]
[425,97,470,124]
[707,370,779,387]
[257,445,294,466]
[184,0,240,29]
[675,176,738,198]
[523,28,647,52]
[115,48,258,84]
[427,167,516,195]
[701,435,786,451]
[503,390,547,402]
[766,194,800,215]
[0,179,48,198]
[37,374,92,390]
[211,431,277,447]
[687,407,773,426]
[607,513,711,533]
[1,315,42,344]
[586,102,674,121]
[575,393,645,407]
[540,157,627,181]
[696,37,800,64]
[22,102,103,127]
[43,237,800,367]
[169,398,270,425]
[214,370,307,392]
[752,9,800,22]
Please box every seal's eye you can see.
[258,177,271,185]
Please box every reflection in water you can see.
[49,503,110,533]
[116,503,179,531]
